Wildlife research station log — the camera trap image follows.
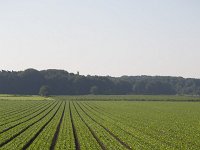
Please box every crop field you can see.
[0,96,200,150]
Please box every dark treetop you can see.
[0,69,200,95]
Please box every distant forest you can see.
[0,69,200,95]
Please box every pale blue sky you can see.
[0,0,200,78]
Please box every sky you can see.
[0,0,200,78]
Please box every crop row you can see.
[0,101,56,134]
[0,100,41,114]
[0,101,61,149]
[84,101,200,149]
[73,102,131,150]
[0,101,47,124]
[1,97,200,150]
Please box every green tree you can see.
[90,86,99,95]
[39,85,50,96]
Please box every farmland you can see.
[0,96,200,150]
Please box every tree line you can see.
[0,69,200,95]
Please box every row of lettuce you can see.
[1,98,200,149]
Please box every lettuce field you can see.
[0,96,200,150]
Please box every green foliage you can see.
[54,95,200,101]
[0,69,200,95]
[1,96,200,149]
[39,85,50,97]
[90,86,99,95]
[0,95,51,101]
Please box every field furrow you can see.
[70,101,103,150]
[86,101,200,149]
[1,96,200,150]
[82,102,164,149]
[0,101,45,122]
[0,101,60,148]
[72,102,106,150]
[69,102,80,150]
[50,101,66,150]
[24,102,64,150]
[0,101,55,133]
[74,102,129,150]
[55,101,75,150]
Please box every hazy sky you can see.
[0,0,200,78]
